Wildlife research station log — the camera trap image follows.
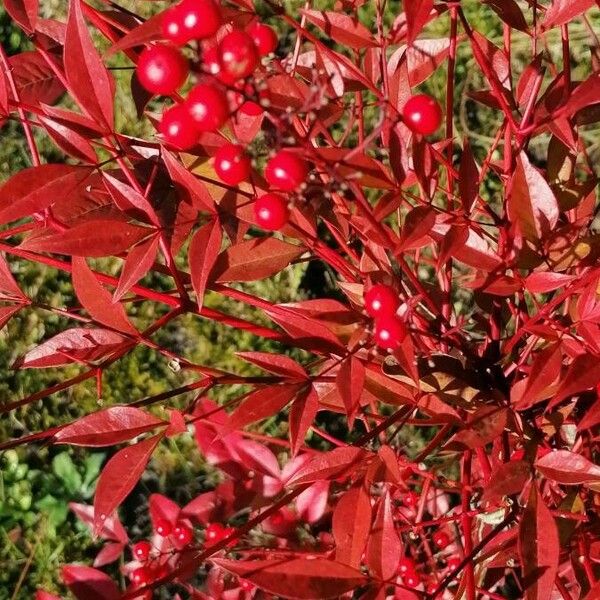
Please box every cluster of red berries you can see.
[205,521,237,546]
[155,518,194,545]
[364,283,406,350]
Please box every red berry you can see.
[132,540,152,562]
[402,571,421,589]
[248,22,278,56]
[186,83,228,132]
[446,556,461,570]
[202,45,237,85]
[254,193,289,230]
[205,522,226,543]
[214,143,251,185]
[264,150,308,192]
[159,104,199,150]
[433,531,450,549]
[173,522,194,545]
[218,30,259,80]
[137,45,188,95]
[163,0,221,45]
[240,579,255,592]
[131,566,152,586]
[398,556,416,574]
[161,6,188,46]
[155,518,173,537]
[403,94,443,136]
[364,283,400,318]
[374,315,406,350]
[402,490,419,508]
[223,526,237,547]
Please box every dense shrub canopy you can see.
[1,0,600,599]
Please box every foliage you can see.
[1,0,600,599]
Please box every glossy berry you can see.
[446,556,461,570]
[374,315,407,350]
[248,22,278,56]
[132,541,152,562]
[433,531,450,549]
[173,522,194,545]
[240,579,255,592]
[398,556,416,574]
[265,150,308,192]
[364,284,400,318]
[254,193,289,230]
[402,490,419,508]
[155,519,173,537]
[137,45,188,95]
[205,522,227,543]
[131,566,152,586]
[159,104,199,150]
[186,83,228,132]
[402,571,421,589]
[214,143,251,185]
[403,94,443,136]
[223,526,237,547]
[218,30,259,80]
[202,45,236,85]
[162,0,221,45]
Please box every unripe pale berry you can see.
[264,150,308,192]
[248,22,278,56]
[364,283,400,318]
[186,83,228,132]
[214,143,251,185]
[254,193,289,230]
[373,315,407,350]
[159,104,199,150]
[403,94,443,136]
[137,45,188,95]
[218,30,259,80]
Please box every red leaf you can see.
[14,328,125,369]
[64,0,115,128]
[93,434,162,534]
[93,541,125,567]
[149,493,181,528]
[445,407,509,450]
[562,73,600,118]
[54,406,165,447]
[287,447,369,486]
[162,150,216,214]
[212,557,367,600]
[518,485,559,600]
[301,10,376,49]
[20,219,150,257]
[189,219,222,311]
[0,69,8,115]
[543,0,596,29]
[108,11,163,55]
[35,592,61,600]
[0,305,22,331]
[396,205,436,251]
[62,565,119,600]
[336,356,365,425]
[113,234,160,302]
[459,140,479,212]
[102,172,160,226]
[9,51,64,106]
[38,115,98,163]
[69,502,128,543]
[549,354,600,409]
[0,165,92,225]
[579,401,600,431]
[289,385,319,456]
[265,305,345,353]
[404,0,433,44]
[508,151,559,242]
[483,0,528,32]
[333,483,371,568]
[525,272,575,294]
[72,257,137,335]
[517,344,562,409]
[0,254,26,300]
[228,384,305,431]
[212,238,305,283]
[4,0,38,33]
[237,351,307,380]
[482,460,531,502]
[536,450,600,485]
[366,492,401,580]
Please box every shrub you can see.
[1,0,600,599]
